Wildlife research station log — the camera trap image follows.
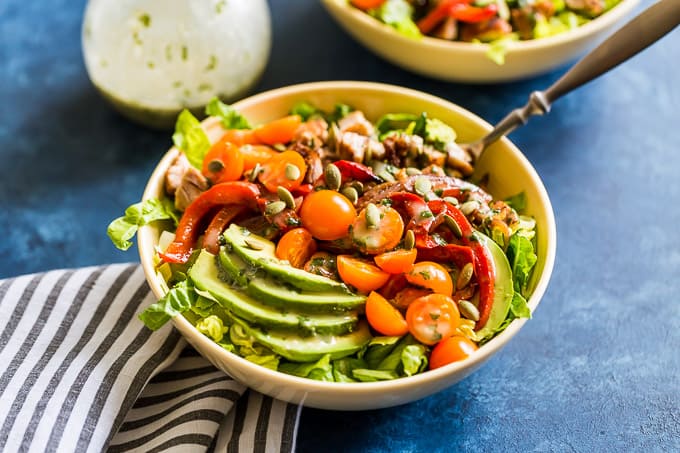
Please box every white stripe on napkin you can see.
[0,265,300,453]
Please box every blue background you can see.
[1,0,678,451]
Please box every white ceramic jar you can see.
[82,0,271,128]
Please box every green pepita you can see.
[458,300,480,321]
[414,175,432,196]
[365,203,381,229]
[443,196,459,206]
[341,186,359,205]
[249,163,262,182]
[244,239,265,250]
[351,180,364,195]
[277,186,296,209]
[406,167,422,176]
[404,229,415,250]
[264,201,286,216]
[460,200,479,216]
[324,164,342,191]
[444,214,463,238]
[285,163,301,181]
[456,262,474,289]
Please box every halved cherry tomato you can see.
[258,150,307,193]
[350,205,404,255]
[254,115,302,145]
[350,0,386,11]
[392,286,431,310]
[429,335,478,369]
[299,190,356,240]
[405,261,454,296]
[202,140,244,183]
[240,144,278,171]
[405,294,460,346]
[374,248,417,274]
[336,255,390,293]
[365,291,409,336]
[275,228,317,269]
[219,129,260,146]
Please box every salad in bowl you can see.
[109,82,555,409]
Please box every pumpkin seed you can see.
[351,180,364,195]
[249,163,262,182]
[443,196,459,206]
[277,186,296,209]
[444,214,463,238]
[244,239,264,250]
[414,175,432,196]
[324,163,342,191]
[365,203,381,229]
[285,163,300,181]
[406,167,422,176]
[404,229,415,250]
[460,200,479,216]
[273,143,286,152]
[264,201,286,216]
[456,262,474,289]
[341,186,359,204]
[458,300,480,321]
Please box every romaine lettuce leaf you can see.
[139,280,197,330]
[195,314,229,342]
[401,344,429,376]
[507,233,538,296]
[108,198,178,251]
[290,102,320,121]
[352,369,399,382]
[375,113,419,138]
[331,357,367,382]
[205,98,251,130]
[424,118,457,150]
[279,354,334,381]
[509,292,532,319]
[370,0,421,39]
[172,109,211,169]
[504,191,527,211]
[244,354,280,371]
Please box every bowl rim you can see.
[139,81,557,395]
[321,0,640,54]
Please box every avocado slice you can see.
[225,311,373,362]
[223,224,349,292]
[473,233,515,341]
[189,250,358,336]
[218,250,366,312]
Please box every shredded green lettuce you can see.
[244,353,280,371]
[375,113,419,137]
[369,0,421,39]
[205,98,251,130]
[279,354,334,381]
[172,109,211,169]
[509,292,532,319]
[139,280,197,330]
[290,102,320,121]
[504,191,527,211]
[195,314,229,342]
[424,118,457,150]
[107,198,178,251]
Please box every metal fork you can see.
[458,0,680,164]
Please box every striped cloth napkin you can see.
[0,264,300,452]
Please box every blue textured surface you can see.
[1,0,679,451]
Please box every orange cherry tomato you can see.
[239,144,278,171]
[336,255,390,293]
[351,0,387,10]
[429,335,479,369]
[405,261,454,296]
[275,228,317,269]
[350,205,404,255]
[405,294,460,345]
[374,248,417,274]
[219,129,260,146]
[258,150,307,193]
[254,115,302,145]
[299,190,356,240]
[365,291,409,337]
[202,140,244,183]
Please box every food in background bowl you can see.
[113,82,555,410]
[321,0,639,82]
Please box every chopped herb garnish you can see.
[138,13,151,27]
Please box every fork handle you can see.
[478,0,680,155]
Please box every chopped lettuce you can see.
[509,292,532,319]
[352,369,399,382]
[290,102,320,121]
[205,98,251,129]
[279,354,334,381]
[107,198,178,250]
[369,0,421,39]
[172,109,211,169]
[504,191,527,211]
[507,233,538,296]
[243,353,280,371]
[375,113,419,138]
[195,314,229,342]
[139,280,197,330]
[424,118,457,150]
[327,103,353,123]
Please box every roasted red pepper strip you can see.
[417,0,468,34]
[429,199,495,330]
[160,181,261,263]
[203,205,247,255]
[389,192,436,239]
[332,160,382,183]
[450,3,498,23]
[417,243,475,270]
